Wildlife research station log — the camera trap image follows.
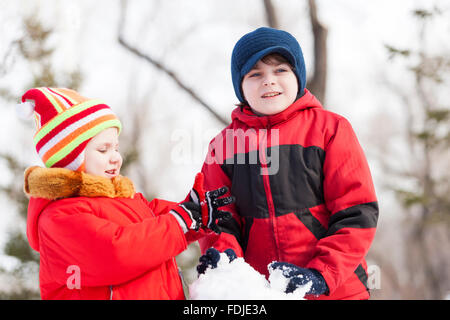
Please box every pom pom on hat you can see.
[16,100,35,120]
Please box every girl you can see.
[18,87,233,299]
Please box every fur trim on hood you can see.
[24,166,135,200]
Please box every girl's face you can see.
[84,127,122,178]
[241,58,298,116]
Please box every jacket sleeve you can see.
[137,194,176,217]
[38,199,187,287]
[197,138,244,257]
[306,117,379,294]
[139,193,205,245]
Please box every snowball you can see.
[189,253,311,300]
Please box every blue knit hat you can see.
[231,27,306,103]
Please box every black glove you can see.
[189,173,235,233]
[171,173,234,234]
[197,248,237,275]
[169,202,202,233]
[268,262,329,296]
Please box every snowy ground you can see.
[189,252,311,300]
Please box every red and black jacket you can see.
[198,89,378,300]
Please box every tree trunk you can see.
[307,0,328,105]
[263,0,279,28]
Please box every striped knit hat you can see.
[17,87,122,171]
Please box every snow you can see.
[189,252,311,300]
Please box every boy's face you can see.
[84,127,122,178]
[241,59,298,116]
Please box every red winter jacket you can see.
[25,167,187,300]
[199,89,379,300]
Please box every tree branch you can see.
[117,0,228,125]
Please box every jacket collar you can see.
[231,89,323,128]
[24,166,135,200]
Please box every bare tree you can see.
[306,0,328,104]
[118,0,329,123]
[263,0,279,28]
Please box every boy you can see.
[18,87,233,299]
[197,27,379,300]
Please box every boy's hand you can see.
[197,248,237,275]
[268,262,329,296]
[189,173,235,233]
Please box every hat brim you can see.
[240,46,297,78]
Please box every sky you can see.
[0,0,449,280]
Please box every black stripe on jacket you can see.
[293,208,327,239]
[326,202,379,236]
[292,202,378,241]
[221,144,325,219]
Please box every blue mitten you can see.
[268,261,329,296]
[224,248,237,262]
[197,248,237,275]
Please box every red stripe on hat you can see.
[41,114,117,163]
[47,88,75,107]
[35,104,110,152]
[51,139,90,169]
